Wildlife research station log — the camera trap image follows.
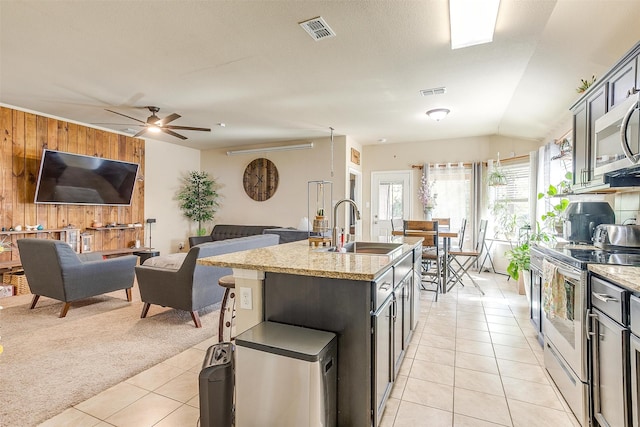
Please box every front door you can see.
[371,171,412,238]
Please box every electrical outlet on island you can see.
[240,287,252,310]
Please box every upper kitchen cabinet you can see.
[608,54,638,109]
[572,84,607,187]
[570,41,640,191]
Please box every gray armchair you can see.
[17,238,137,318]
[135,234,280,327]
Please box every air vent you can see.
[299,17,336,41]
[420,87,447,96]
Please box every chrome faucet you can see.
[332,198,361,247]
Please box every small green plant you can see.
[577,75,596,93]
[177,171,219,236]
[506,241,530,281]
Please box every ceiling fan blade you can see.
[105,109,146,124]
[160,113,181,125]
[165,125,211,132]
[162,128,188,140]
[133,128,148,138]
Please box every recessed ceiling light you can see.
[217,123,226,127]
[378,138,387,143]
[426,108,451,121]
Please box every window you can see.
[489,159,530,240]
[377,181,404,221]
[429,163,472,230]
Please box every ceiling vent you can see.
[299,17,336,41]
[420,87,447,96]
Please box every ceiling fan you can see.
[105,106,211,140]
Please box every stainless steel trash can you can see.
[199,342,234,427]
[235,321,337,427]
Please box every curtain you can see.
[428,162,471,233]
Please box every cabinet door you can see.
[588,86,608,183]
[573,101,588,186]
[592,309,630,427]
[609,56,638,109]
[373,298,393,426]
[630,333,640,427]
[392,292,403,375]
[402,279,412,349]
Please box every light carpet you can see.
[0,291,220,426]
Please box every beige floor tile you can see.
[153,405,200,427]
[428,323,458,337]
[455,367,504,396]
[38,408,102,427]
[410,359,455,386]
[402,377,454,411]
[405,342,418,358]
[125,362,185,391]
[483,308,514,317]
[458,319,489,331]
[493,344,539,365]
[75,382,149,420]
[454,388,512,426]
[457,327,492,343]
[455,352,499,374]
[162,347,206,371]
[186,394,200,408]
[105,393,182,427]
[192,335,219,351]
[391,375,408,399]
[420,334,456,350]
[502,377,564,410]
[481,300,511,309]
[458,312,487,323]
[457,304,485,314]
[399,357,414,377]
[485,315,519,326]
[507,398,576,427]
[456,339,495,357]
[496,359,549,384]
[454,413,511,426]
[487,323,524,337]
[154,371,199,403]
[490,332,530,349]
[393,400,453,427]
[379,400,400,426]
[414,344,456,366]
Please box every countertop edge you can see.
[588,264,640,292]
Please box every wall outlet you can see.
[178,242,184,250]
[239,287,252,310]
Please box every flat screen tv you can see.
[34,149,140,206]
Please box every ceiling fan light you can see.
[148,126,161,133]
[426,108,450,121]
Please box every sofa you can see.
[135,233,280,327]
[188,224,279,247]
[17,238,137,318]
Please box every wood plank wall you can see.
[0,106,145,263]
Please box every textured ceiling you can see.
[1,1,640,150]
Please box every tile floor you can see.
[38,271,580,427]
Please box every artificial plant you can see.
[177,171,219,236]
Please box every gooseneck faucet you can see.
[332,198,361,247]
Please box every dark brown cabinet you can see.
[608,55,638,109]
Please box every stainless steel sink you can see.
[314,241,402,255]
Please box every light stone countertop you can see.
[588,264,640,292]
[198,236,423,281]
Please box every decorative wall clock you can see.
[242,158,279,201]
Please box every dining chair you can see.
[403,220,441,301]
[446,219,488,295]
[432,217,451,229]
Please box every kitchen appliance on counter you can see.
[563,202,615,244]
[532,239,640,427]
[593,224,640,249]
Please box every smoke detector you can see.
[299,17,336,41]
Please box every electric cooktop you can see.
[533,243,640,270]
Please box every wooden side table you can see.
[133,250,160,264]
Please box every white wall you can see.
[144,139,201,255]
[199,136,354,229]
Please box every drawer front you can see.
[393,252,413,286]
[591,275,626,325]
[373,267,394,310]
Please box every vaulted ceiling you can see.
[2,1,640,150]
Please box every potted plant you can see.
[417,174,437,220]
[177,171,219,236]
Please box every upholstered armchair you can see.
[135,234,279,327]
[17,238,137,318]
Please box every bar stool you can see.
[218,275,236,342]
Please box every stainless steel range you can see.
[531,225,640,427]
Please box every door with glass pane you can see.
[371,171,411,238]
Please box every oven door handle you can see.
[586,308,597,340]
[592,292,618,303]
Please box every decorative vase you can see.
[424,209,433,220]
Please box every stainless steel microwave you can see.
[594,92,640,177]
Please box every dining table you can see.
[393,228,459,293]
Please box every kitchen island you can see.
[199,235,423,426]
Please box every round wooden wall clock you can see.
[242,158,279,201]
